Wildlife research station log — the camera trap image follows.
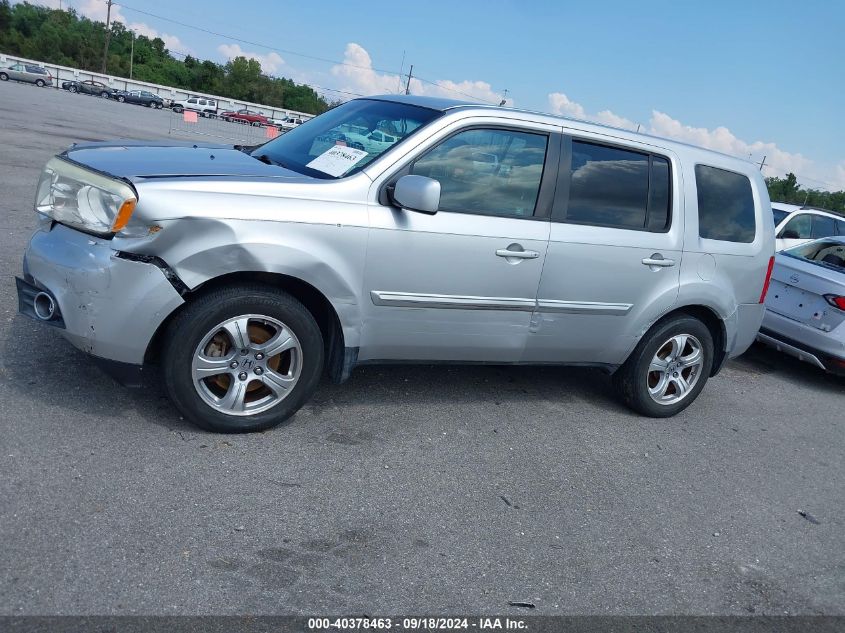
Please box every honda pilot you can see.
[16,95,775,432]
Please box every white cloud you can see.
[217,43,285,74]
[331,43,511,105]
[547,92,844,191]
[548,92,586,119]
[74,0,193,55]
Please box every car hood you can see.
[62,141,311,182]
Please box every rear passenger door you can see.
[524,136,682,365]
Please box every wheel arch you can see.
[652,304,728,376]
[145,271,355,383]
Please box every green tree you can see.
[0,1,331,114]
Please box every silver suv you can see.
[16,96,775,432]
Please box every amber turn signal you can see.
[111,198,137,232]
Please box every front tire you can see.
[118,95,125,102]
[162,285,324,433]
[100,91,109,98]
[613,314,713,417]
[69,85,78,93]
[0,72,8,81]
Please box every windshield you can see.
[772,207,790,225]
[252,99,441,179]
[783,239,845,273]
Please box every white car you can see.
[342,129,400,154]
[272,116,305,132]
[171,96,218,117]
[773,203,845,251]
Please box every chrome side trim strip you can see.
[756,332,827,370]
[537,299,633,316]
[370,291,536,311]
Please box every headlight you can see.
[35,157,137,235]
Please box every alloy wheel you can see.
[191,314,302,416]
[646,334,704,405]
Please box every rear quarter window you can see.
[696,164,755,243]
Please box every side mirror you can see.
[392,175,440,215]
[780,229,800,239]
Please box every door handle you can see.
[496,249,539,259]
[642,256,675,268]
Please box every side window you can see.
[812,215,836,239]
[836,219,845,236]
[410,128,548,218]
[187,98,197,104]
[779,214,812,239]
[696,165,755,243]
[564,141,670,231]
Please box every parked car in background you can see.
[61,79,112,98]
[757,237,845,375]
[272,116,305,132]
[111,89,164,109]
[342,128,401,154]
[221,108,270,126]
[171,97,218,117]
[773,204,845,251]
[15,95,776,432]
[0,62,53,87]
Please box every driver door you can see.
[360,125,559,363]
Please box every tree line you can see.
[765,173,845,213]
[0,1,335,114]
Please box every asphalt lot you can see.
[0,79,843,616]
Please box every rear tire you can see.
[118,95,125,102]
[613,314,714,418]
[162,284,324,433]
[156,102,163,109]
[69,85,78,93]
[35,79,45,87]
[100,91,109,98]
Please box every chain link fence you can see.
[167,110,283,145]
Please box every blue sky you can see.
[43,0,845,189]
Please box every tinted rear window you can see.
[696,165,755,243]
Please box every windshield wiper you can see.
[254,153,293,170]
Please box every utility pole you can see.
[404,64,413,95]
[129,31,135,80]
[101,0,113,74]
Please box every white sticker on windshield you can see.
[306,146,369,177]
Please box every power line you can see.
[760,163,839,190]
[114,2,400,75]
[112,1,498,104]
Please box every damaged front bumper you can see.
[16,223,185,384]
